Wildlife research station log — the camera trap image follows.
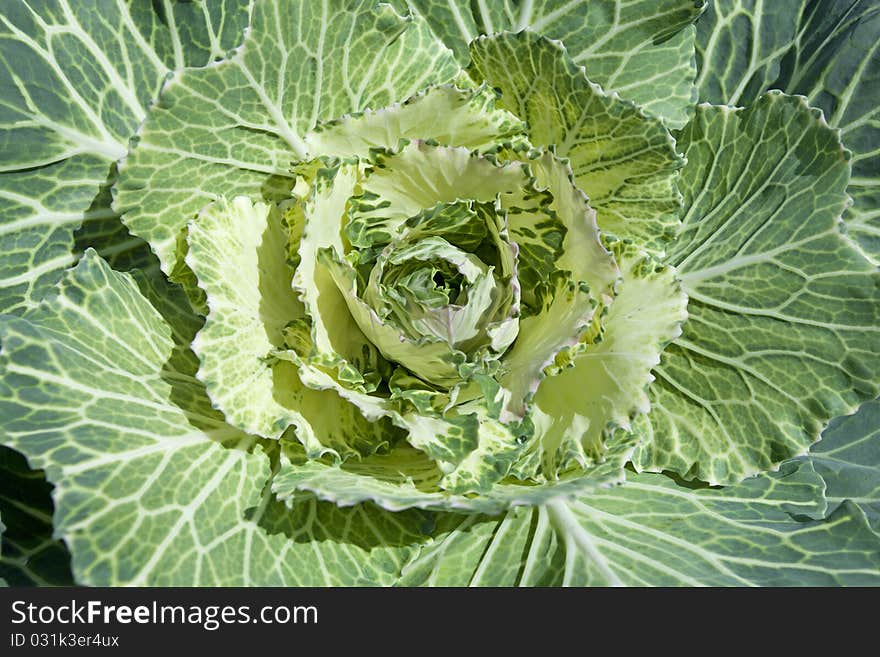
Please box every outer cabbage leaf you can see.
[776,1,880,265]
[114,0,462,279]
[468,32,684,256]
[696,0,880,263]
[633,93,879,484]
[695,0,802,105]
[400,463,880,586]
[800,399,880,534]
[392,0,706,127]
[0,0,251,313]
[0,252,427,585]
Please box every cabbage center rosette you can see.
[182,86,687,512]
[319,155,524,391]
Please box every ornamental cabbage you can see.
[0,0,878,586]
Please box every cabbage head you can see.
[1,0,878,586]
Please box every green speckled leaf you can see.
[526,239,687,477]
[0,0,251,313]
[468,32,684,256]
[0,252,423,585]
[393,0,706,127]
[634,93,880,484]
[401,463,880,586]
[496,154,620,410]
